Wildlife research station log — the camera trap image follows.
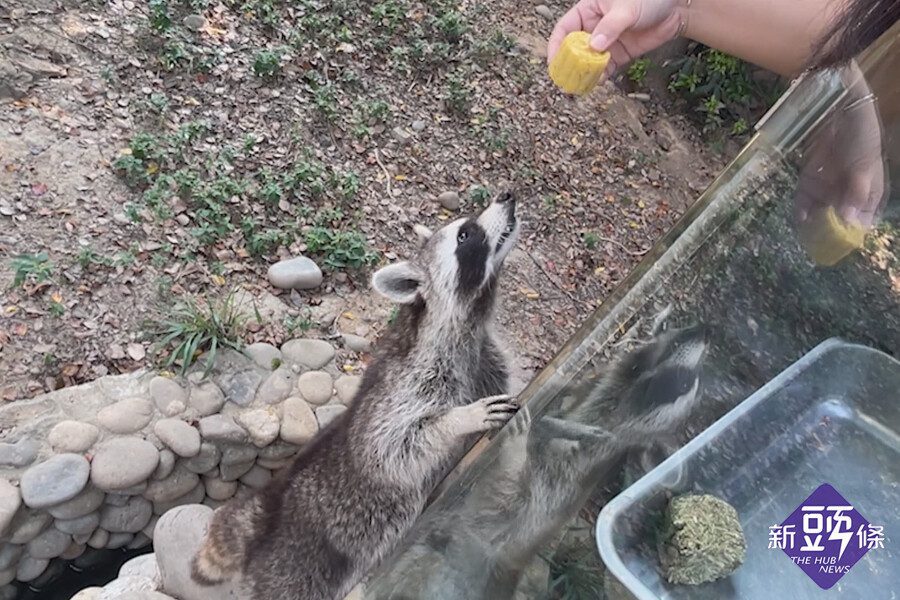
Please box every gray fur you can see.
[367,313,708,600]
[191,193,520,600]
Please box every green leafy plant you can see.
[148,291,246,376]
[304,227,379,269]
[582,232,599,250]
[468,185,491,207]
[149,0,172,31]
[11,253,54,287]
[627,58,651,85]
[252,48,284,77]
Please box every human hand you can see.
[547,0,683,74]
[795,70,887,230]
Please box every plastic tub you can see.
[596,339,899,599]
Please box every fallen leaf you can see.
[211,274,225,286]
[12,323,27,336]
[32,183,49,196]
[127,343,146,361]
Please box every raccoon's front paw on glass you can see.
[456,394,520,434]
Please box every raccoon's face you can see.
[372,191,519,313]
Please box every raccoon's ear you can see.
[372,261,425,304]
[412,224,433,246]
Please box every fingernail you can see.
[590,34,609,51]
[798,209,808,222]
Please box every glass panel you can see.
[364,19,900,600]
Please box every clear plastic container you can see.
[596,339,900,599]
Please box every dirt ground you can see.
[0,0,736,401]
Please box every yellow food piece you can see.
[798,206,866,266]
[549,31,611,95]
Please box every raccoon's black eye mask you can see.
[455,220,489,295]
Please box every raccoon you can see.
[191,191,521,600]
[366,311,708,600]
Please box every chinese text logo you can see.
[768,483,884,589]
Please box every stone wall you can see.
[0,336,362,597]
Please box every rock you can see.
[120,553,160,584]
[154,419,201,458]
[188,381,226,416]
[129,532,152,550]
[235,409,280,447]
[154,505,240,599]
[105,532,134,549]
[244,343,283,370]
[267,257,323,290]
[101,574,156,598]
[535,4,553,20]
[296,370,333,405]
[16,555,48,582]
[214,370,261,408]
[259,441,300,461]
[391,126,413,145]
[184,443,221,474]
[60,541,86,560]
[437,191,460,211]
[256,457,291,470]
[315,405,347,429]
[149,377,188,416]
[219,461,255,482]
[341,334,371,353]
[21,454,90,509]
[71,587,103,600]
[198,415,248,443]
[281,338,335,369]
[153,450,176,480]
[97,397,154,433]
[48,421,99,453]
[0,569,11,587]
[8,511,51,544]
[0,545,23,571]
[280,397,318,444]
[152,481,205,515]
[55,512,100,535]
[0,480,21,536]
[182,14,206,30]
[256,367,295,405]
[48,487,105,520]
[87,528,109,549]
[334,375,362,404]
[133,592,177,600]
[220,445,257,467]
[91,438,160,491]
[202,476,237,501]
[26,526,71,559]
[144,466,199,504]
[239,465,272,489]
[0,437,39,467]
[100,496,152,533]
[411,120,427,132]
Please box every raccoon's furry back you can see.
[191,494,261,585]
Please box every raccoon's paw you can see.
[452,394,519,434]
[509,404,532,437]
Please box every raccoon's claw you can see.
[451,394,520,434]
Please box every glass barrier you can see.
[363,18,899,600]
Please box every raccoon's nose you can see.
[495,190,515,205]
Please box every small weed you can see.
[312,83,339,123]
[445,71,471,117]
[124,203,142,222]
[284,312,313,336]
[582,232,599,250]
[627,58,651,85]
[304,227,379,269]
[468,185,491,207]
[149,0,172,31]
[77,246,113,269]
[48,294,65,317]
[148,92,170,114]
[160,39,189,70]
[371,0,405,33]
[11,253,53,287]
[433,10,467,42]
[243,134,259,152]
[114,155,148,188]
[148,290,246,376]
[252,47,285,77]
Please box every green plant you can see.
[627,58,651,85]
[149,0,172,31]
[77,246,113,269]
[433,10,467,41]
[252,48,284,77]
[582,232,599,250]
[160,39,189,70]
[284,312,313,335]
[114,155,148,187]
[468,185,491,207]
[11,253,53,287]
[312,83,339,123]
[304,227,379,269]
[445,71,471,117]
[371,0,404,33]
[148,290,246,376]
[48,295,65,317]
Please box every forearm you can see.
[680,0,842,76]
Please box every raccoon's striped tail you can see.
[191,498,258,585]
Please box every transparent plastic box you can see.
[596,339,900,599]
